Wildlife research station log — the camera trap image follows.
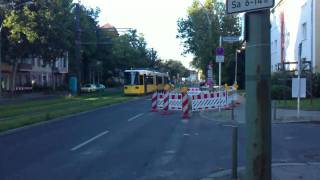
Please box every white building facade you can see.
[270,0,320,73]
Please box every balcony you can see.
[18,63,32,72]
[0,63,12,72]
[53,67,68,74]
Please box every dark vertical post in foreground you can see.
[75,2,82,94]
[245,10,272,180]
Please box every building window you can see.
[274,40,277,49]
[302,23,307,40]
[63,59,67,68]
[37,59,41,67]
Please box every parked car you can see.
[95,84,106,91]
[81,84,97,92]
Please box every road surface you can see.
[0,97,320,180]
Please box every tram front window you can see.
[124,72,139,85]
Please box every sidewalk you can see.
[200,95,320,124]
[202,162,320,180]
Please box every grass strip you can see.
[0,92,138,133]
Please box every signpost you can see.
[227,0,275,14]
[215,47,225,63]
[207,63,213,87]
[223,36,240,43]
[227,1,275,180]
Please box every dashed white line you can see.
[70,130,110,151]
[128,113,145,122]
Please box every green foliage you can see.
[177,0,241,83]
[272,85,292,100]
[311,73,320,97]
[155,59,190,79]
[1,0,160,86]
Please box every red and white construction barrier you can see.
[161,91,170,114]
[150,91,158,112]
[187,87,201,96]
[191,91,228,111]
[15,87,32,91]
[157,93,182,110]
[182,93,190,119]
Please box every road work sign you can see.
[227,0,275,14]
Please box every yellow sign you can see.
[180,87,188,93]
[225,83,230,91]
[233,83,239,90]
[164,84,171,91]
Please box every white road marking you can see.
[70,130,110,151]
[128,113,144,122]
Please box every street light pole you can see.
[235,50,238,85]
[197,1,213,90]
[235,49,241,85]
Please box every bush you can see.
[312,73,320,98]
[272,85,292,100]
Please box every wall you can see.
[271,0,315,72]
[315,0,320,72]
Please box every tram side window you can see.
[156,76,163,85]
[146,76,154,84]
[164,77,169,84]
[139,75,144,85]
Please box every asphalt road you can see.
[0,97,320,180]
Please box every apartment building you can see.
[270,0,320,73]
[1,53,68,91]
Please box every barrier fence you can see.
[156,90,230,112]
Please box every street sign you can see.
[223,36,240,43]
[292,78,306,98]
[226,0,275,14]
[216,47,224,63]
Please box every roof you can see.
[101,23,115,29]
[100,23,119,36]
[124,69,168,76]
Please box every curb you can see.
[202,162,320,179]
[0,96,146,137]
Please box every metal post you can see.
[245,10,272,180]
[219,36,222,88]
[273,101,277,121]
[231,101,235,121]
[297,43,302,120]
[232,126,238,179]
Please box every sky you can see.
[79,0,194,69]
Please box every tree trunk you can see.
[10,62,18,97]
[51,61,56,91]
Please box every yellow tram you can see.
[124,69,169,95]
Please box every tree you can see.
[177,0,241,84]
[156,59,190,80]
[3,0,75,90]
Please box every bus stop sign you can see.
[226,0,275,14]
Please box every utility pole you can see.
[75,1,81,94]
[0,25,2,97]
[245,10,272,180]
